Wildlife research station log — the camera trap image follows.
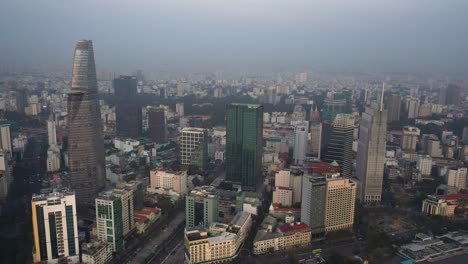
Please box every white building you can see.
[148,169,187,196]
[446,168,467,190]
[417,155,432,176]
[185,212,252,264]
[31,188,79,264]
[293,123,308,164]
[0,151,10,201]
[81,240,113,264]
[113,138,140,152]
[176,103,185,116]
[47,119,61,172]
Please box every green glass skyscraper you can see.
[225,103,263,191]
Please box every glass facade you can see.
[225,104,263,190]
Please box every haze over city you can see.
[1,0,468,74]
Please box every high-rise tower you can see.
[225,103,263,191]
[114,76,142,138]
[67,40,105,205]
[356,83,387,204]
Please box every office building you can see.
[148,168,187,197]
[186,186,219,227]
[0,123,12,155]
[407,98,420,119]
[401,126,420,152]
[440,85,462,106]
[114,76,142,138]
[185,212,252,264]
[446,168,467,191]
[81,240,113,264]
[148,107,166,143]
[67,40,105,205]
[301,173,356,235]
[225,103,263,190]
[0,151,10,201]
[31,188,79,263]
[181,127,208,170]
[322,98,347,123]
[47,119,61,172]
[321,114,354,178]
[293,122,308,164]
[95,189,134,253]
[273,169,302,205]
[417,155,432,176]
[176,102,185,116]
[309,107,322,159]
[386,93,401,122]
[356,84,387,203]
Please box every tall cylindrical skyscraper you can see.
[67,40,105,205]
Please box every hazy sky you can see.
[1,0,467,74]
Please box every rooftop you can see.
[279,223,310,233]
[32,187,74,202]
[81,240,110,256]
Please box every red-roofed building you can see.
[254,221,311,255]
[422,194,468,218]
[134,207,161,234]
[306,161,340,174]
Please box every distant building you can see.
[293,122,308,164]
[309,107,322,159]
[31,188,79,263]
[417,155,432,176]
[47,119,61,172]
[321,114,354,178]
[148,107,166,143]
[225,103,263,191]
[186,186,219,227]
[407,98,420,119]
[386,93,401,123]
[176,102,185,116]
[114,76,142,138]
[356,86,387,203]
[301,173,356,236]
[401,126,420,152]
[148,168,187,197]
[446,168,467,190]
[81,240,113,264]
[0,151,11,201]
[181,127,208,170]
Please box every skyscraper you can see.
[148,107,166,143]
[322,114,354,178]
[293,122,308,164]
[47,119,61,172]
[356,84,387,204]
[0,123,12,156]
[181,127,208,170]
[114,76,142,138]
[31,188,79,263]
[385,93,401,123]
[309,107,322,159]
[407,97,420,119]
[225,103,263,191]
[67,40,106,205]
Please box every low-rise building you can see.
[253,216,311,255]
[421,194,468,217]
[81,240,113,264]
[184,211,252,264]
[134,207,162,234]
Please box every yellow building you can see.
[253,221,311,255]
[325,177,357,232]
[421,194,466,217]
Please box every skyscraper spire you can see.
[67,40,105,206]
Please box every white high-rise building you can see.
[0,151,10,201]
[0,124,12,155]
[356,83,387,203]
[176,103,185,117]
[181,127,208,170]
[47,119,61,172]
[293,123,308,164]
[407,98,420,119]
[31,188,79,263]
[417,155,432,176]
[446,168,467,190]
